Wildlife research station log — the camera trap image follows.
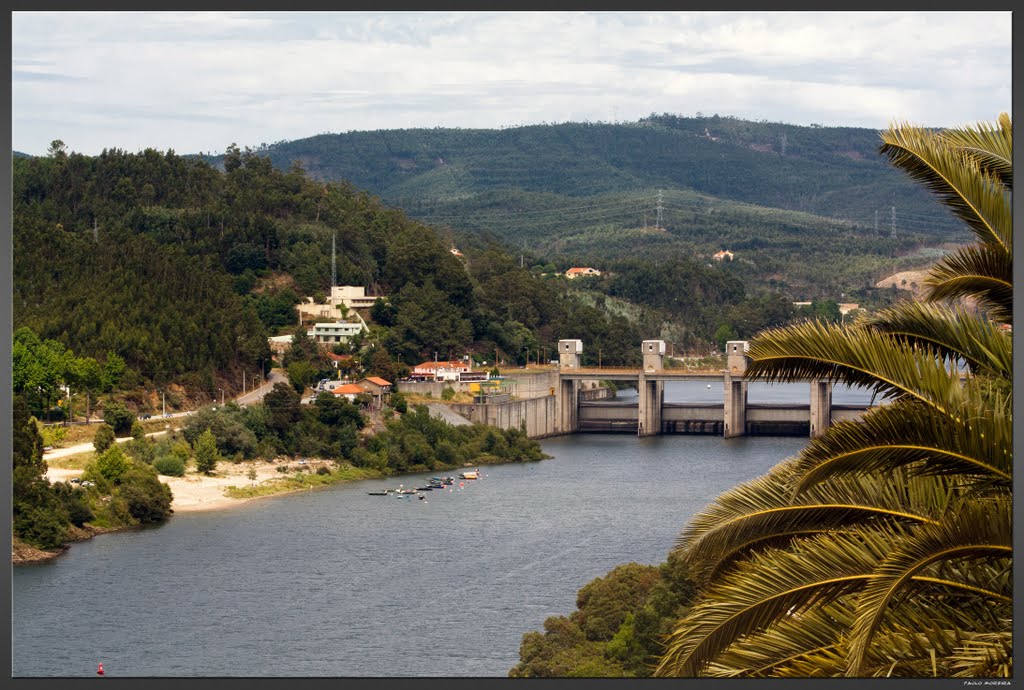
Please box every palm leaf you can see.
[745,321,965,414]
[846,498,1013,675]
[949,631,1013,678]
[657,526,901,677]
[923,244,1013,324]
[879,121,1011,253]
[679,466,954,585]
[864,300,1013,378]
[938,114,1012,191]
[790,398,1011,494]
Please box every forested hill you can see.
[13,146,671,396]
[214,114,957,234]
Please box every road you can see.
[43,369,287,461]
[235,368,287,406]
[44,429,172,461]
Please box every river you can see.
[12,382,869,677]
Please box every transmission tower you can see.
[655,189,664,229]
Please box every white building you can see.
[329,285,386,310]
[309,321,367,345]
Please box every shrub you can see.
[316,465,331,475]
[102,402,135,435]
[391,392,408,414]
[441,386,456,401]
[93,424,116,453]
[14,505,69,549]
[95,444,132,483]
[130,420,146,441]
[153,455,186,477]
[193,428,219,475]
[116,465,172,523]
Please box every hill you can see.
[210,115,968,299]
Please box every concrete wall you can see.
[450,395,559,438]
[397,370,559,401]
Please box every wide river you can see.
[13,382,872,677]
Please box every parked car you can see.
[81,480,95,487]
[69,477,81,484]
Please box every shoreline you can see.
[18,456,537,564]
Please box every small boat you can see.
[398,488,418,495]
[416,486,436,491]
[460,471,479,480]
[366,489,390,496]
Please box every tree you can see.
[95,444,132,484]
[194,428,220,475]
[93,423,116,453]
[102,402,135,435]
[656,114,1013,678]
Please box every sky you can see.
[11,10,1013,157]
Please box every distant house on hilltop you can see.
[565,267,601,279]
[713,250,734,262]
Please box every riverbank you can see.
[19,454,544,565]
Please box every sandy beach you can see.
[46,460,324,514]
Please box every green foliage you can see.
[193,428,220,474]
[153,454,186,477]
[93,424,116,453]
[511,556,697,678]
[102,402,135,435]
[391,391,408,414]
[131,420,146,440]
[440,386,456,401]
[182,404,260,459]
[94,444,132,483]
[116,464,172,523]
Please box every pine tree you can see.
[194,428,219,475]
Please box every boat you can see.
[459,471,479,480]
[398,488,419,495]
[366,489,390,496]
[416,486,436,491]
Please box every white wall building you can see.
[309,321,367,345]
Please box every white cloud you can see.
[11,10,1011,156]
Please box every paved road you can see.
[235,368,287,406]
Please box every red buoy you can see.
[97,662,105,676]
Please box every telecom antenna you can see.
[655,190,664,230]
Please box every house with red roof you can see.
[564,267,601,279]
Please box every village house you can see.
[267,334,294,356]
[412,360,471,381]
[296,285,388,321]
[309,321,367,345]
[713,250,734,261]
[356,377,393,409]
[330,383,365,402]
[565,267,601,279]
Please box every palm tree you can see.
[655,114,1012,678]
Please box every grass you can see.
[223,464,385,499]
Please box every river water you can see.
[12,382,869,677]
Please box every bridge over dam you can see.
[442,339,874,440]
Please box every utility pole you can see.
[93,218,99,243]
[162,390,166,418]
[874,209,879,235]
[331,231,337,291]
[891,205,896,238]
[655,189,664,230]
[243,370,246,394]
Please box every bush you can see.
[13,505,69,550]
[93,424,116,453]
[193,428,220,475]
[391,392,408,414]
[441,386,456,401]
[116,465,172,523]
[102,402,135,435]
[316,465,331,475]
[153,454,186,477]
[95,444,132,483]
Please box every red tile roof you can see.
[363,376,392,387]
[332,384,364,395]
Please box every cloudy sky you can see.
[11,11,1012,157]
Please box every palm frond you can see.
[879,121,1011,253]
[745,321,965,414]
[938,114,1012,191]
[846,498,1013,675]
[657,527,900,677]
[791,397,1011,494]
[864,300,1013,378]
[949,631,1014,678]
[679,467,954,586]
[923,244,1013,324]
